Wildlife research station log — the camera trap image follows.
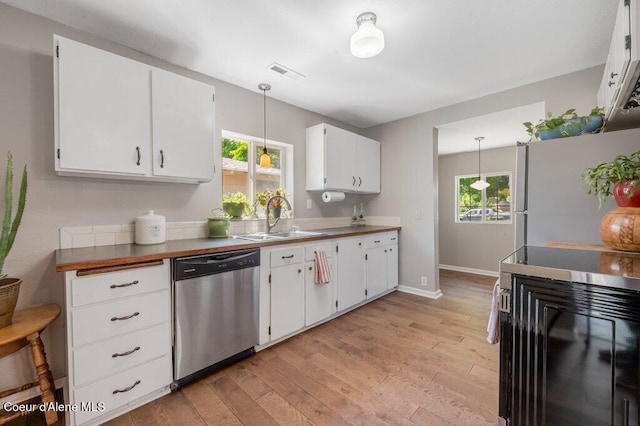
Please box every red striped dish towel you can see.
[486,278,500,344]
[314,249,331,284]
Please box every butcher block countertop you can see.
[55,226,401,272]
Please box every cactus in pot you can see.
[0,153,27,328]
[0,153,27,279]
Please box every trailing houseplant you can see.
[0,152,28,328]
[581,149,640,209]
[524,107,604,141]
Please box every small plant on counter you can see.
[581,149,640,208]
[222,192,248,219]
[0,153,27,280]
[523,107,604,141]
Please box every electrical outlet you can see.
[421,276,427,286]
[306,199,313,209]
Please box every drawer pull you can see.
[374,240,381,243]
[281,255,295,259]
[112,380,141,394]
[112,346,141,358]
[111,312,140,322]
[391,237,397,241]
[110,280,139,289]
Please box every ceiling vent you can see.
[267,62,305,80]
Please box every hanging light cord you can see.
[477,139,481,180]
[263,87,267,150]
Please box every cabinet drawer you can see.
[304,242,334,261]
[72,290,169,347]
[270,246,303,268]
[71,261,169,307]
[387,232,398,245]
[73,322,170,387]
[73,354,171,425]
[365,232,397,248]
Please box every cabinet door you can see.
[336,239,365,311]
[304,260,334,326]
[365,246,387,298]
[356,136,381,193]
[325,125,357,191]
[387,244,398,289]
[56,36,151,175]
[270,264,304,340]
[151,69,215,182]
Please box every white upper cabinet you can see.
[55,36,151,176]
[54,35,215,183]
[151,69,215,181]
[306,123,381,194]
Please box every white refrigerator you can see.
[514,126,640,249]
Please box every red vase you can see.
[613,181,640,208]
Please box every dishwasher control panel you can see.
[173,248,260,280]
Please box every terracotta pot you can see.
[0,278,22,328]
[613,181,640,208]
[600,207,640,252]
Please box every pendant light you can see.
[350,12,385,58]
[259,83,271,169]
[470,137,490,190]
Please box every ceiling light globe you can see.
[350,14,384,58]
[470,180,490,191]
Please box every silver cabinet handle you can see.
[374,240,381,243]
[609,80,616,87]
[358,177,362,187]
[160,149,165,168]
[111,312,140,321]
[110,280,139,289]
[112,380,141,394]
[136,146,141,166]
[352,176,356,186]
[611,71,618,79]
[112,346,141,358]
[281,255,294,259]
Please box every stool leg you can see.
[27,332,58,425]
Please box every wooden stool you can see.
[0,304,61,425]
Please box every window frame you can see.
[455,171,512,224]
[221,130,294,216]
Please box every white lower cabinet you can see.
[365,231,399,296]
[304,242,335,326]
[269,246,305,341]
[336,237,366,311]
[63,260,172,425]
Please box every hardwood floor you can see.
[3,271,499,425]
[108,270,499,426]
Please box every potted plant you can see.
[524,107,604,141]
[0,153,27,328]
[222,191,247,219]
[581,149,640,208]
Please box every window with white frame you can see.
[456,173,512,223]
[221,130,293,218]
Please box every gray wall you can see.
[438,146,516,273]
[0,3,365,389]
[364,65,603,295]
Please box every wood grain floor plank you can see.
[181,378,241,425]
[255,391,314,425]
[209,375,278,426]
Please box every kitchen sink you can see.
[234,230,327,242]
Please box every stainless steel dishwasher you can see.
[172,248,260,389]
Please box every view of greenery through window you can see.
[457,174,511,222]
[222,136,286,218]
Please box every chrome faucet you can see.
[265,195,292,233]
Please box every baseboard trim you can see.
[397,285,443,299]
[0,377,66,406]
[439,264,499,278]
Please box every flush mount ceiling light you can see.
[470,137,490,191]
[350,12,385,58]
[259,83,271,169]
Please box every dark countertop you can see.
[500,245,640,292]
[56,226,400,272]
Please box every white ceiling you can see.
[2,0,617,130]
[437,102,545,155]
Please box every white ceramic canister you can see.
[135,210,166,245]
